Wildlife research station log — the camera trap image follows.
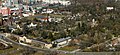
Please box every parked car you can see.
[41,9,54,14]
[22,12,29,17]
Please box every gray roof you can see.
[53,37,71,43]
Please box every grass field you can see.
[59,45,79,51]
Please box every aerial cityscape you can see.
[0,0,120,55]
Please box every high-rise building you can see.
[2,0,18,6]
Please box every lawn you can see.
[34,52,44,55]
[0,45,22,54]
[59,45,79,51]
[0,47,17,54]
[49,14,66,18]
[36,14,66,18]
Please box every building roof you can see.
[53,37,71,43]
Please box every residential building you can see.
[27,22,37,27]
[20,0,42,4]
[52,37,72,47]
[42,0,71,5]
[106,7,114,10]
[0,7,11,16]
[44,43,52,49]
[2,0,18,6]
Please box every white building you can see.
[52,37,72,47]
[106,7,114,10]
[42,0,71,5]
[2,0,18,6]
[27,23,37,27]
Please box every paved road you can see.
[71,49,81,53]
[0,39,9,47]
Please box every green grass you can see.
[59,46,79,51]
[0,47,17,54]
[43,39,52,43]
[39,14,66,18]
[0,45,22,54]
[49,14,66,18]
[34,52,44,55]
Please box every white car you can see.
[22,13,29,17]
[41,9,54,14]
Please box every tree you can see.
[41,31,48,39]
